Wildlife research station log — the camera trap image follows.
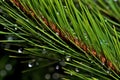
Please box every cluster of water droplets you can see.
[26,48,54,69]
[100,39,108,45]
[45,65,62,80]
[45,73,61,80]
[83,32,89,41]
[14,24,18,31]
[0,63,13,77]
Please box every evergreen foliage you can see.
[0,0,120,80]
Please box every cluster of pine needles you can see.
[0,0,120,80]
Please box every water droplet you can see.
[15,27,18,30]
[106,70,110,74]
[35,62,39,66]
[26,19,29,22]
[75,68,79,72]
[18,48,23,53]
[89,58,92,61]
[0,70,7,77]
[41,16,45,18]
[64,6,67,8]
[79,62,83,64]
[92,77,99,80]
[65,35,68,38]
[39,33,42,36]
[70,73,73,76]
[102,62,105,65]
[100,40,108,45]
[56,32,59,36]
[56,65,59,70]
[52,73,60,79]
[105,19,108,22]
[42,49,47,54]
[83,32,88,40]
[114,0,118,2]
[14,24,17,26]
[0,9,2,13]
[4,27,7,30]
[66,46,69,48]
[32,59,36,62]
[61,50,65,53]
[59,61,66,66]
[56,12,59,15]
[5,64,12,71]
[73,32,76,35]
[45,73,51,80]
[91,61,94,64]
[115,60,118,63]
[75,37,78,39]
[7,36,13,40]
[28,63,33,68]
[65,56,71,61]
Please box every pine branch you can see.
[0,0,120,79]
[10,0,119,73]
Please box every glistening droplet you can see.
[5,64,12,71]
[15,27,18,30]
[56,12,59,15]
[61,51,65,53]
[75,68,79,72]
[18,48,23,53]
[0,70,7,77]
[91,61,94,64]
[45,73,51,80]
[7,36,13,40]
[26,19,29,22]
[64,6,67,9]
[65,56,71,61]
[70,72,73,76]
[28,63,33,68]
[56,32,59,36]
[14,24,17,27]
[102,62,105,65]
[52,73,60,79]
[56,65,59,70]
[106,70,110,74]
